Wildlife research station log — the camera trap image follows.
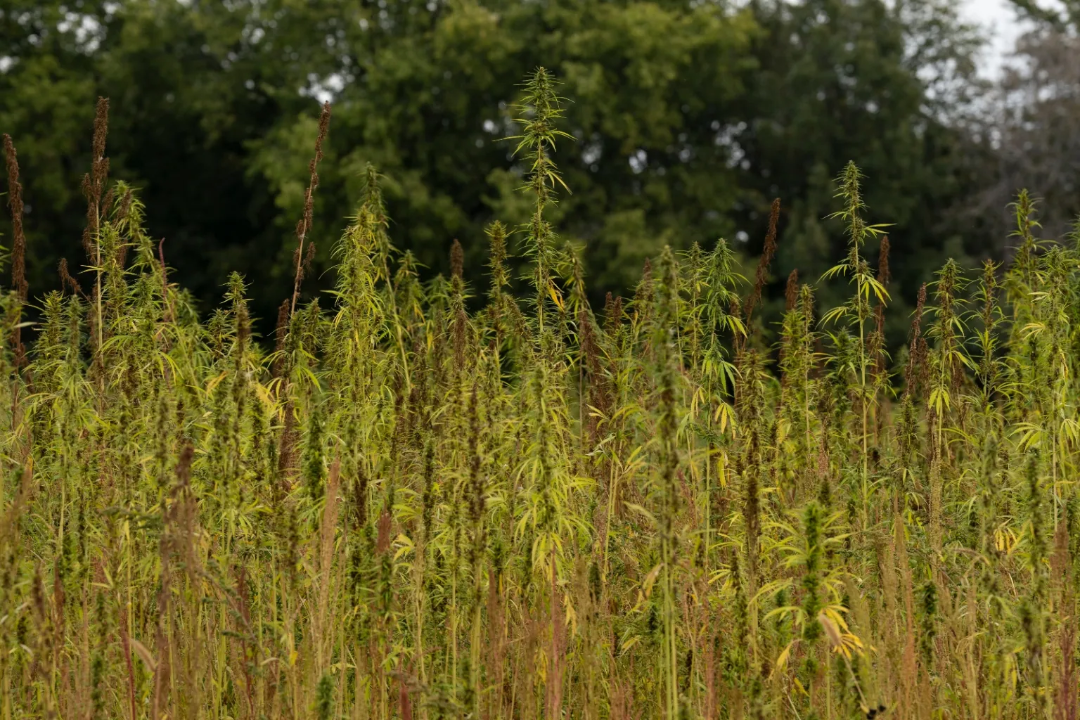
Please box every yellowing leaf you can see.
[774,640,795,676]
[548,283,565,310]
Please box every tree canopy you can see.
[0,0,1019,338]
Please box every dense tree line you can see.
[0,0,1075,339]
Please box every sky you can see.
[961,0,1030,75]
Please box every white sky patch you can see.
[961,0,1028,77]
[56,11,105,53]
[960,0,1073,76]
[303,72,346,104]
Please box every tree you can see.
[1008,0,1080,32]
[2,0,759,327]
[245,0,760,308]
[1,0,993,339]
[730,0,993,342]
[0,0,286,321]
[978,26,1080,245]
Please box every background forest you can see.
[2,0,1078,338]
